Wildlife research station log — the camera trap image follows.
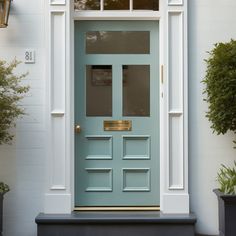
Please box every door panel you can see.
[75,21,159,207]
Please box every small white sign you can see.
[24,49,35,64]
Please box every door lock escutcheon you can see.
[75,125,81,134]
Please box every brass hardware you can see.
[74,206,160,211]
[75,125,81,133]
[161,65,164,84]
[104,120,132,131]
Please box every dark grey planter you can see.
[214,189,236,236]
[0,194,3,236]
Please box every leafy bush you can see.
[0,59,29,145]
[0,59,29,194]
[202,39,236,146]
[0,182,10,195]
[217,162,236,194]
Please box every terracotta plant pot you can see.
[214,189,236,236]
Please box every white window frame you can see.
[74,0,160,12]
[44,0,189,214]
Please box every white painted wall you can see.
[189,0,236,235]
[0,0,236,235]
[0,0,45,236]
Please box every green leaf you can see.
[216,162,236,194]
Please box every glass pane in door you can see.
[86,31,150,54]
[86,65,112,116]
[123,65,150,116]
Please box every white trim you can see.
[183,0,189,197]
[159,0,165,213]
[168,0,184,6]
[167,10,184,190]
[44,0,73,214]
[51,110,65,117]
[44,193,72,214]
[168,110,183,115]
[50,9,66,190]
[160,0,188,214]
[50,0,66,6]
[44,0,189,214]
[69,0,75,215]
[50,185,66,190]
[101,0,104,11]
[74,11,161,20]
[130,0,133,11]
[162,193,189,213]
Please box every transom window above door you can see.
[74,0,159,11]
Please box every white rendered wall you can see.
[189,0,236,235]
[0,0,45,236]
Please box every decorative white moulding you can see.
[0,0,11,28]
[50,0,66,6]
[168,0,183,6]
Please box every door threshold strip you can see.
[74,206,160,211]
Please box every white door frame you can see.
[44,0,189,214]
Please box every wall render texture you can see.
[189,0,236,235]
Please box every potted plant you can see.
[0,183,9,236]
[214,163,236,236]
[203,39,236,236]
[0,59,29,236]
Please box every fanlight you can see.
[0,0,12,28]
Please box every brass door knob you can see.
[75,125,81,134]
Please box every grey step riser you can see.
[38,224,195,236]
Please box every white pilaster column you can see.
[44,0,73,214]
[160,0,189,213]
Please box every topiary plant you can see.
[0,59,29,145]
[202,39,236,146]
[203,40,236,195]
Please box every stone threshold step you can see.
[36,212,196,236]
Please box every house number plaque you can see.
[104,120,132,131]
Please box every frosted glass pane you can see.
[123,65,150,116]
[86,65,112,116]
[86,31,150,54]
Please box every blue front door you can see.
[75,21,159,207]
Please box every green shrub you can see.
[0,59,29,194]
[202,39,236,146]
[0,182,10,195]
[0,59,29,145]
[217,162,236,194]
